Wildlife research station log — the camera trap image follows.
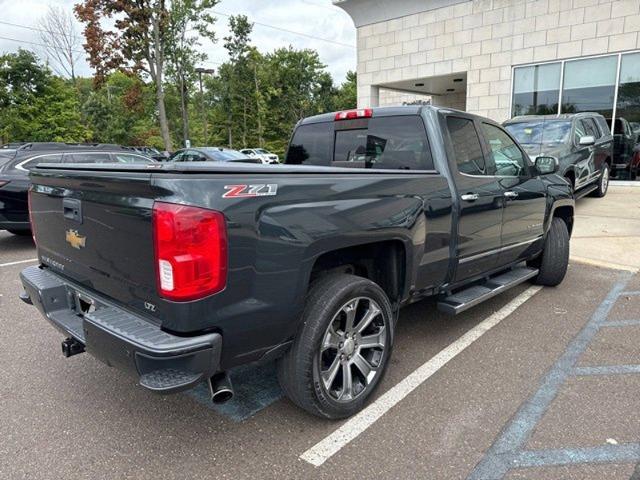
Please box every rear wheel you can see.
[277,273,394,419]
[591,163,610,198]
[528,217,569,287]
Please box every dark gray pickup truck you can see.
[21,106,574,418]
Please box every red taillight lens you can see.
[28,187,36,246]
[152,202,227,301]
[335,108,373,121]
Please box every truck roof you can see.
[298,105,468,125]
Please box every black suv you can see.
[504,113,613,198]
[0,144,154,235]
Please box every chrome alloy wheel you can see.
[318,296,387,402]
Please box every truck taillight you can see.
[28,188,36,246]
[335,108,373,121]
[152,202,227,301]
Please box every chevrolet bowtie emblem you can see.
[65,229,86,249]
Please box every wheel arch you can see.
[308,239,408,307]
[548,200,575,237]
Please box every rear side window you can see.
[446,117,487,176]
[286,116,434,170]
[16,154,63,171]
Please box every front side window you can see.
[512,63,561,116]
[113,153,152,163]
[481,123,527,177]
[446,117,487,176]
[573,121,587,144]
[581,118,599,139]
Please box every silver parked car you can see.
[239,148,279,164]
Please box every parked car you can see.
[170,147,264,164]
[239,148,280,164]
[124,146,168,161]
[504,113,612,198]
[21,106,574,419]
[0,147,154,236]
[605,117,639,178]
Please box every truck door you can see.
[478,122,546,267]
[444,115,504,282]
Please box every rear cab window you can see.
[286,115,434,170]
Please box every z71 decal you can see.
[222,184,278,198]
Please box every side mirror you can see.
[535,156,559,175]
[579,135,595,146]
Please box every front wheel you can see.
[277,274,394,419]
[528,217,569,287]
[592,163,610,198]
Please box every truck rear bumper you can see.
[20,265,222,394]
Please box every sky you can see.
[0,0,357,83]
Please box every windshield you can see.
[505,121,572,145]
[256,149,269,154]
[201,148,248,161]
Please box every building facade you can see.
[335,0,640,131]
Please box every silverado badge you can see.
[65,229,86,249]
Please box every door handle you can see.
[504,191,519,199]
[461,193,479,202]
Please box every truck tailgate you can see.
[29,169,160,320]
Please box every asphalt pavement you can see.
[1,189,640,479]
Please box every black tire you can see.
[591,163,609,198]
[528,217,569,287]
[7,229,31,236]
[277,273,394,419]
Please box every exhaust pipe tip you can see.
[212,387,234,404]
[208,372,234,404]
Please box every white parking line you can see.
[300,285,543,467]
[570,256,639,274]
[0,258,38,268]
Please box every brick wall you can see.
[356,0,640,122]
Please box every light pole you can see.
[195,67,215,146]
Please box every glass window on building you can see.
[561,56,617,118]
[512,63,561,116]
[615,52,640,136]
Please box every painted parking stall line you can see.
[0,258,38,268]
[300,285,542,467]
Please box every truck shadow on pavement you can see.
[0,233,34,256]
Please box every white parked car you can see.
[239,148,279,164]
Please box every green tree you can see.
[81,71,158,146]
[334,71,357,110]
[0,50,90,143]
[74,0,218,152]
